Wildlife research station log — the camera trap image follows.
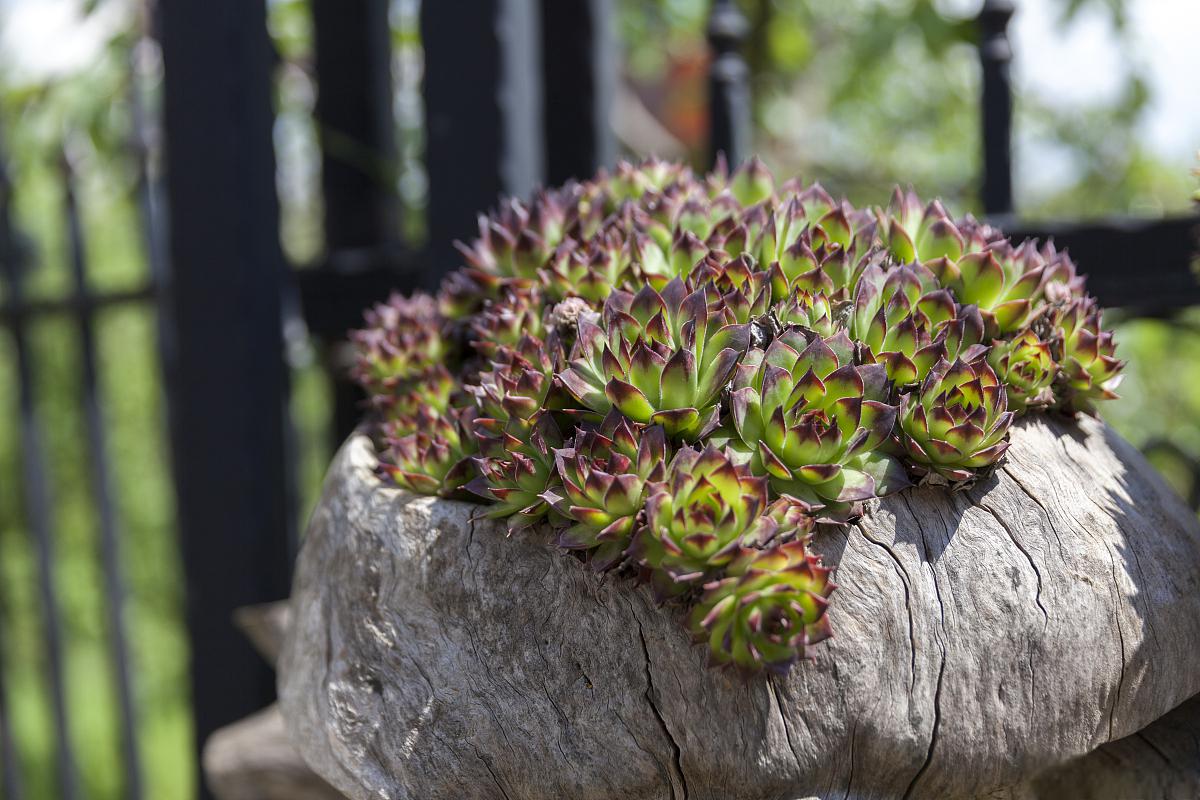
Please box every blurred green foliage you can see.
[0,0,1196,797]
[618,0,1194,216]
[0,6,192,798]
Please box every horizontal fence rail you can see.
[1007,215,1200,311]
[0,285,155,325]
[974,0,1200,311]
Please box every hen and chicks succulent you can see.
[351,157,1123,675]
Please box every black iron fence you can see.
[1,139,156,798]
[0,0,1196,798]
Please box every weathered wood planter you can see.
[278,416,1200,800]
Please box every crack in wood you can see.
[630,599,689,800]
[1001,464,1068,564]
[855,523,919,694]
[1105,545,1128,744]
[897,493,949,800]
[1134,731,1172,767]
[473,748,515,800]
[971,494,1050,629]
[768,677,803,774]
[841,717,859,800]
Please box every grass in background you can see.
[0,127,193,795]
[1107,309,1200,502]
[0,152,337,798]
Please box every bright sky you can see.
[1,0,1197,195]
[0,0,128,78]
[1009,0,1200,195]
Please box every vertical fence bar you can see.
[422,0,544,284]
[979,0,1016,216]
[312,0,397,252]
[540,0,616,184]
[130,2,170,348]
[0,156,81,800]
[706,0,751,169]
[158,1,292,795]
[311,0,397,445]
[61,152,144,800]
[0,138,27,800]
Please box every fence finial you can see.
[979,0,1016,216]
[707,0,751,170]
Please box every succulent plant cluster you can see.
[351,158,1123,676]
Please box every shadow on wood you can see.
[278,414,1200,799]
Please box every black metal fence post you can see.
[979,0,1016,216]
[312,0,398,251]
[707,0,751,169]
[421,0,544,284]
[311,0,398,445]
[540,0,616,184]
[158,1,292,796]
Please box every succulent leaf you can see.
[380,406,479,498]
[899,358,1014,482]
[633,446,781,595]
[350,292,449,394]
[469,411,565,530]
[987,330,1056,413]
[558,279,749,440]
[689,540,835,674]
[1051,298,1123,416]
[546,413,669,570]
[725,327,905,511]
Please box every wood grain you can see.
[278,415,1200,799]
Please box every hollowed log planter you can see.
[278,416,1200,800]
